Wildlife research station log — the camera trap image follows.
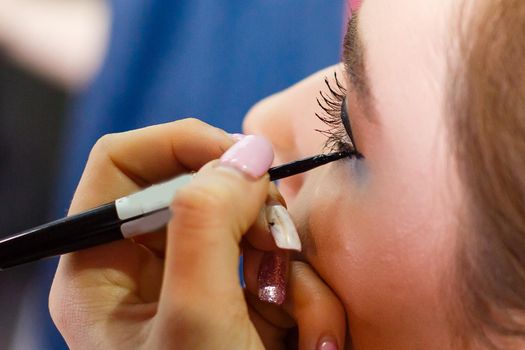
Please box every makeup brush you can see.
[0,151,356,270]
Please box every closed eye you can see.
[315,72,360,156]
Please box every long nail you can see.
[318,337,338,350]
[220,135,274,178]
[258,250,288,305]
[265,205,302,251]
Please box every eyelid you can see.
[315,72,361,156]
[341,97,357,150]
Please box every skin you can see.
[244,0,464,348]
[50,0,474,349]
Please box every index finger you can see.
[71,118,234,213]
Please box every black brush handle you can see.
[0,203,122,269]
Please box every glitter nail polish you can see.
[257,250,289,305]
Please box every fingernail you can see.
[228,133,246,142]
[318,337,338,350]
[265,205,302,251]
[258,250,288,305]
[220,135,274,178]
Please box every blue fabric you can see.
[37,1,344,348]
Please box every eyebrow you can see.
[343,13,376,118]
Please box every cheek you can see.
[290,161,453,329]
[290,163,369,304]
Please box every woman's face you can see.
[244,0,464,348]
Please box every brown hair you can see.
[450,0,525,348]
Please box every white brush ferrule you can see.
[115,174,193,220]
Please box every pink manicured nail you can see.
[228,133,246,142]
[318,337,338,350]
[220,135,274,178]
[257,251,288,305]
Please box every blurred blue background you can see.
[0,0,346,348]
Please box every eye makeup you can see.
[316,73,362,157]
[341,97,358,153]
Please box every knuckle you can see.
[176,117,207,130]
[93,133,118,151]
[171,183,232,229]
[169,170,265,240]
[175,183,227,213]
[173,118,231,156]
[290,261,325,304]
[160,295,247,336]
[88,133,120,161]
[290,261,344,310]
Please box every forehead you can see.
[359,0,456,131]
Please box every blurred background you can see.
[0,0,346,348]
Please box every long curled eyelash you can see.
[315,72,357,154]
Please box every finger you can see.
[132,155,286,263]
[120,141,275,260]
[287,261,346,350]
[246,292,289,350]
[131,228,167,258]
[243,244,294,312]
[244,280,296,328]
[51,120,234,337]
[244,252,346,350]
[70,118,234,213]
[63,119,233,281]
[158,135,274,319]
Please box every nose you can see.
[243,91,305,201]
[243,66,341,201]
[243,69,336,158]
[243,92,299,167]
[244,66,340,160]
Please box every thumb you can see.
[158,135,274,318]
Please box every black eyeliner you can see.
[341,97,359,154]
[269,150,357,181]
[0,151,357,270]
